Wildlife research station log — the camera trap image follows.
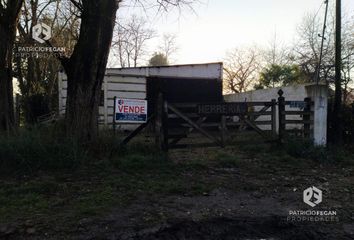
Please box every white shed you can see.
[58,63,223,129]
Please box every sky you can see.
[118,0,354,65]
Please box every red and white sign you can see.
[115,98,147,123]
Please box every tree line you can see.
[0,0,191,141]
[223,6,354,106]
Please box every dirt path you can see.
[1,144,353,239]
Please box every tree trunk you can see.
[0,1,23,133]
[63,1,118,141]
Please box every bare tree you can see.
[0,0,23,133]
[293,8,354,88]
[223,47,260,93]
[111,15,156,67]
[13,0,79,123]
[262,31,290,66]
[158,33,178,62]
[293,12,335,82]
[341,16,354,103]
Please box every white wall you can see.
[58,63,223,130]
[106,62,223,79]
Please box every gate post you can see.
[155,92,168,151]
[303,97,311,138]
[278,89,285,142]
[220,115,227,147]
[271,99,277,137]
[15,94,21,128]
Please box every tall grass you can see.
[283,138,354,165]
[0,127,86,173]
[0,125,167,174]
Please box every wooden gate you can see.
[155,98,278,150]
[120,89,315,151]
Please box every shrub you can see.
[283,138,353,165]
[0,128,86,173]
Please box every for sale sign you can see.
[115,98,147,123]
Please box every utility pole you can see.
[315,0,329,85]
[333,0,342,144]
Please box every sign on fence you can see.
[197,102,247,115]
[289,101,306,109]
[115,98,147,123]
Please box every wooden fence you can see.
[120,89,314,151]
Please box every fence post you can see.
[220,115,227,147]
[15,94,20,127]
[155,92,168,151]
[113,96,117,134]
[304,97,311,138]
[271,99,277,137]
[163,100,169,151]
[278,89,285,143]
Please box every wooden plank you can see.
[120,115,153,146]
[174,101,274,108]
[168,113,200,119]
[303,97,312,138]
[221,116,226,147]
[244,101,274,106]
[106,76,146,84]
[253,120,273,125]
[173,103,199,108]
[178,121,242,128]
[282,111,314,115]
[169,116,207,146]
[252,105,271,121]
[271,99,277,137]
[167,103,222,146]
[169,142,218,149]
[107,91,146,99]
[285,120,313,124]
[108,83,146,92]
[242,118,270,139]
[246,112,272,116]
[285,101,314,105]
[286,129,311,133]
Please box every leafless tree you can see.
[341,16,354,103]
[158,33,179,62]
[111,15,156,67]
[293,8,354,92]
[223,47,261,93]
[293,12,335,82]
[262,31,290,66]
[0,0,23,132]
[13,0,79,122]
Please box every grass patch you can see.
[0,128,86,174]
[283,138,354,165]
[214,152,241,168]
